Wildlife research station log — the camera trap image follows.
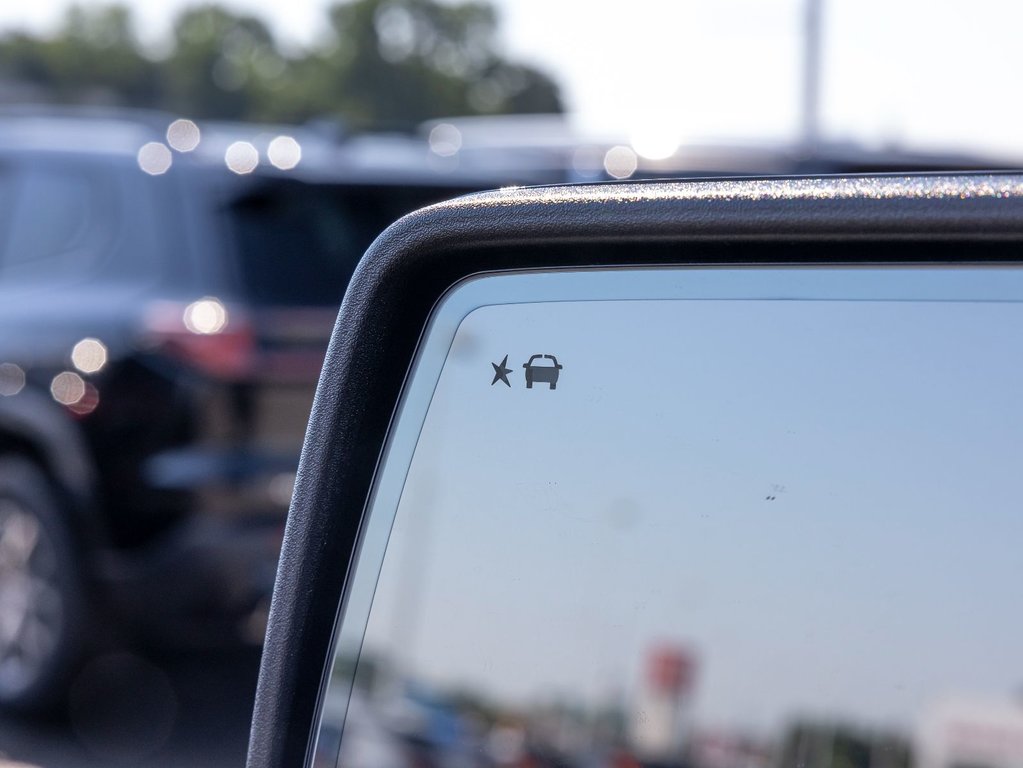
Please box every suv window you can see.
[227,181,475,307]
[0,160,162,285]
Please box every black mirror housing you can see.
[246,174,1023,768]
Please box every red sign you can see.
[647,645,696,695]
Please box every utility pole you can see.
[802,0,823,152]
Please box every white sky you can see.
[1,0,1022,159]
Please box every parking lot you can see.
[0,651,258,767]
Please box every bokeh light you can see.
[71,338,108,374]
[429,123,462,157]
[267,135,302,170]
[137,142,173,175]
[603,145,638,179]
[225,141,259,174]
[630,126,681,161]
[183,298,229,335]
[51,371,86,405]
[571,146,605,178]
[166,119,201,152]
[0,363,25,396]
[269,472,297,507]
[68,383,100,416]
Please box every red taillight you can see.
[143,299,255,380]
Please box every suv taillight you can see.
[143,298,255,380]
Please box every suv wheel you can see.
[0,456,86,713]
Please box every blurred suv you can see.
[0,108,548,711]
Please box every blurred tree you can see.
[0,0,562,127]
[162,5,282,120]
[315,0,562,127]
[0,4,159,106]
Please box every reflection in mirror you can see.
[312,268,1023,768]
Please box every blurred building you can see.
[916,698,1023,768]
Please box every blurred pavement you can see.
[0,649,260,767]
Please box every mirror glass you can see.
[312,267,1023,768]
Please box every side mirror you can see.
[247,176,1023,768]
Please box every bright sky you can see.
[3,0,1022,158]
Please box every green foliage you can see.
[163,5,280,119]
[0,0,562,127]
[320,0,560,126]
[0,4,160,106]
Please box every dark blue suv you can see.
[0,108,544,712]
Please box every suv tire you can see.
[0,456,87,713]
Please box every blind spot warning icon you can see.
[523,354,562,390]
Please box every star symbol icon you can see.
[491,354,512,387]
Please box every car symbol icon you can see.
[523,354,563,389]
